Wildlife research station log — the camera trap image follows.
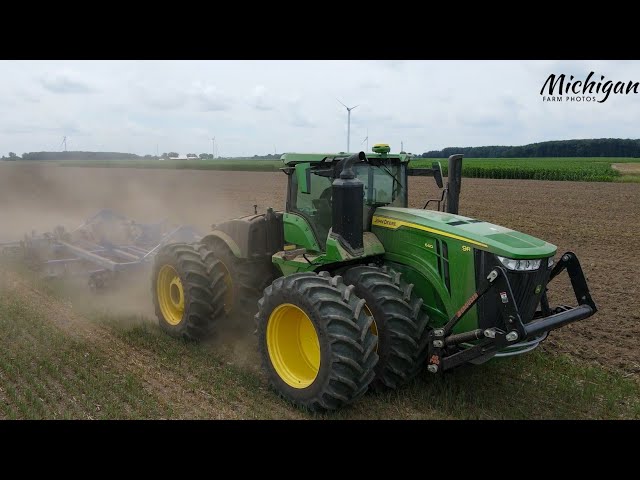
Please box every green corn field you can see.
[46,156,640,182]
[412,157,639,182]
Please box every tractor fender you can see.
[202,231,243,258]
[416,267,454,319]
[384,254,454,324]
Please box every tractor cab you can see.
[281,144,448,252]
[281,145,410,250]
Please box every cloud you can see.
[248,85,274,111]
[3,60,639,157]
[40,71,95,94]
[1,124,50,135]
[392,120,424,129]
[141,91,187,110]
[290,112,315,128]
[348,106,393,127]
[130,80,188,110]
[1,122,87,136]
[190,81,232,111]
[14,90,40,103]
[284,96,316,128]
[460,112,504,128]
[375,60,406,71]
[359,80,381,90]
[123,119,160,137]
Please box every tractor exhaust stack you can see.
[332,151,365,255]
[446,154,463,215]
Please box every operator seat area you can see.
[311,186,333,243]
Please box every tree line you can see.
[420,138,640,158]
[5,151,282,161]
[13,139,640,160]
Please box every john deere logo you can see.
[372,217,399,229]
[535,285,542,295]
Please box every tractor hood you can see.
[373,207,557,259]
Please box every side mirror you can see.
[295,162,312,194]
[433,161,443,189]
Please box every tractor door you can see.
[287,163,333,250]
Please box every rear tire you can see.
[204,239,275,319]
[343,264,429,391]
[151,243,227,341]
[255,271,378,412]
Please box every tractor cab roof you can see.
[281,145,413,167]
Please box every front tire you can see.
[151,243,227,341]
[255,271,378,412]
[343,264,429,391]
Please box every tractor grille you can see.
[474,250,551,330]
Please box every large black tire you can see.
[204,239,275,319]
[343,264,430,391]
[151,242,227,341]
[255,271,378,412]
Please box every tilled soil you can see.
[1,163,638,376]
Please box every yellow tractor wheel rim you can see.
[220,262,233,314]
[363,304,379,352]
[266,303,320,389]
[157,265,185,326]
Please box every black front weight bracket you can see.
[426,252,597,374]
[549,251,597,312]
[427,266,521,374]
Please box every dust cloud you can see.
[206,313,262,370]
[0,162,270,239]
[0,162,286,366]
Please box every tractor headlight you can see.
[496,256,542,271]
[547,257,555,268]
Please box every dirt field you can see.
[1,163,638,377]
[613,163,640,174]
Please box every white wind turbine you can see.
[337,99,358,153]
[361,128,369,152]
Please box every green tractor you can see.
[151,144,597,412]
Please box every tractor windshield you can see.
[355,162,406,208]
[289,160,407,250]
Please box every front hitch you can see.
[549,251,597,311]
[426,251,597,373]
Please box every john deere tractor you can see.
[151,144,597,412]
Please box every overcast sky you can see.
[1,60,639,157]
